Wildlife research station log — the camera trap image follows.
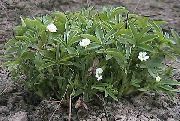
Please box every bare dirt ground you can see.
[0,0,180,121]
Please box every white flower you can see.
[156,76,161,82]
[95,68,103,81]
[79,38,91,47]
[46,23,57,32]
[138,52,149,61]
[96,75,102,81]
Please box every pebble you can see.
[97,117,101,121]
[167,118,176,121]
[115,115,126,120]
[0,106,9,114]
[8,111,28,121]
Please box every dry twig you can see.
[48,85,69,121]
[68,94,72,121]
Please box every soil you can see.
[0,0,180,121]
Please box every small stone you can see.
[86,119,94,121]
[128,116,137,120]
[167,118,176,121]
[139,115,149,121]
[149,119,157,121]
[0,116,8,121]
[8,111,28,121]
[92,116,97,119]
[97,117,101,121]
[115,115,126,120]
[0,106,9,114]
[101,118,107,121]
[145,105,151,110]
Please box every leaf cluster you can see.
[4,7,180,100]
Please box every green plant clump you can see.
[4,7,180,101]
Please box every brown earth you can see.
[0,0,180,121]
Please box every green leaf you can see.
[129,23,140,40]
[105,48,125,64]
[158,85,174,92]
[95,27,104,42]
[86,43,101,50]
[140,34,158,43]
[53,12,67,33]
[106,89,118,101]
[15,36,29,41]
[104,29,117,40]
[160,80,180,86]
[53,12,67,24]
[111,7,128,18]
[59,55,75,62]
[171,29,180,45]
[66,47,78,54]
[138,88,149,92]
[67,35,81,46]
[137,44,154,52]
[131,79,141,87]
[39,61,55,70]
[24,18,44,31]
[56,44,60,60]
[92,85,118,101]
[14,26,26,36]
[118,37,135,45]
[98,12,109,21]
[21,51,34,60]
[92,86,105,92]
[149,20,165,41]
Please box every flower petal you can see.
[79,38,91,47]
[46,23,57,32]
